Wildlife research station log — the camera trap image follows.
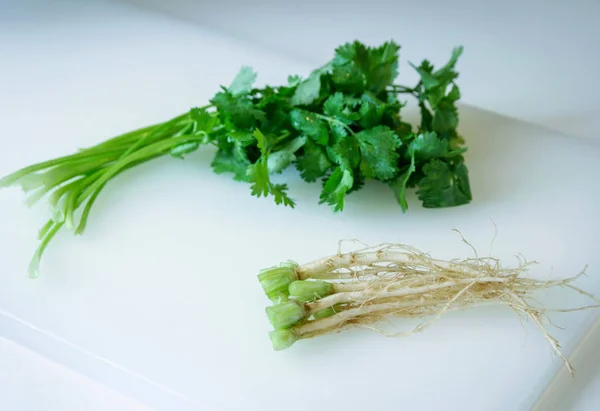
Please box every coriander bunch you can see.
[1,40,472,277]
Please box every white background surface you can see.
[1,1,600,410]
[0,336,150,411]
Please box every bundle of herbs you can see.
[0,40,471,277]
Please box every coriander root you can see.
[257,242,599,377]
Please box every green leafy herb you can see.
[295,141,331,182]
[319,167,354,211]
[0,40,473,277]
[416,158,472,208]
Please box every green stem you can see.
[41,154,123,188]
[64,187,81,230]
[49,177,90,207]
[80,112,190,153]
[0,114,191,189]
[74,152,166,235]
[37,220,53,240]
[24,185,54,207]
[9,109,210,276]
[28,146,186,271]
[78,134,205,202]
[29,221,64,279]
[390,84,416,93]
[1,149,126,188]
[113,116,190,163]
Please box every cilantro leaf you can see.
[287,75,302,87]
[291,74,322,106]
[253,128,269,153]
[211,91,265,130]
[211,143,251,182]
[355,126,401,180]
[291,62,332,106]
[432,98,458,133]
[259,102,293,137]
[247,157,296,207]
[319,167,354,211]
[409,131,448,161]
[322,93,360,139]
[410,60,438,89]
[331,42,368,94]
[364,41,400,94]
[358,94,386,129]
[189,107,218,134]
[331,40,400,95]
[415,158,471,208]
[323,93,349,119]
[331,64,366,94]
[245,129,296,207]
[290,109,329,145]
[227,66,257,97]
[411,47,462,94]
[323,92,361,122]
[448,130,467,151]
[411,47,463,115]
[389,151,416,212]
[419,102,433,131]
[347,169,365,194]
[447,84,460,101]
[433,46,463,84]
[247,159,271,197]
[271,184,296,207]
[295,141,331,182]
[327,134,360,170]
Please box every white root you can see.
[296,249,485,279]
[260,238,598,377]
[309,276,509,314]
[504,290,576,377]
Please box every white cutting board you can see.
[1,1,600,410]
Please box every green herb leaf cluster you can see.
[0,40,472,277]
[207,40,471,212]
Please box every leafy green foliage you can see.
[211,143,251,182]
[227,66,257,96]
[432,98,458,132]
[331,41,400,95]
[290,110,329,145]
[319,167,354,211]
[4,39,472,215]
[246,129,296,207]
[1,39,475,275]
[355,126,401,180]
[210,90,265,129]
[202,40,471,211]
[291,62,332,106]
[416,158,471,208]
[409,131,448,161]
[295,141,331,182]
